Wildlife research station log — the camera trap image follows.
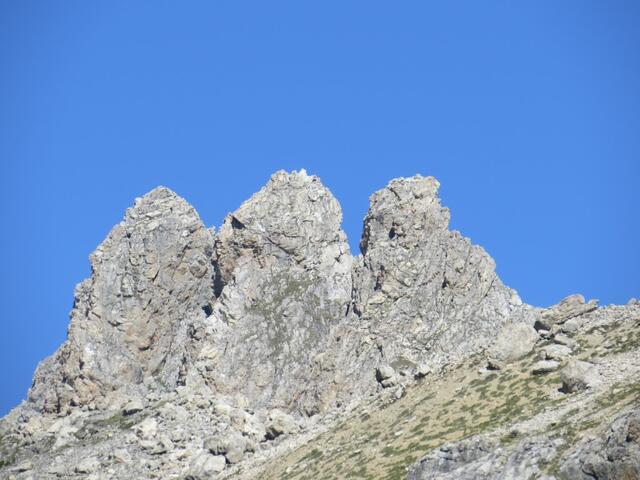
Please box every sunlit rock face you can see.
[29,187,215,413]
[207,170,353,415]
[28,172,530,417]
[352,175,529,372]
[4,170,590,480]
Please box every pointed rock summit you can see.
[29,187,215,413]
[353,175,528,368]
[208,170,353,414]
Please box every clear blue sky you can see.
[1,2,638,416]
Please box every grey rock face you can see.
[22,172,533,421]
[353,176,529,372]
[406,435,558,480]
[28,187,215,413]
[559,408,640,479]
[203,170,353,415]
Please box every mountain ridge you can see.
[1,170,637,480]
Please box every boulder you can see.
[553,333,576,348]
[204,431,247,464]
[75,456,100,474]
[487,321,538,367]
[560,360,602,393]
[376,365,398,387]
[534,294,598,331]
[122,398,145,416]
[188,452,226,477]
[415,364,431,379]
[531,360,560,375]
[265,410,299,439]
[134,417,158,439]
[542,344,572,361]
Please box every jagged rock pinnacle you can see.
[28,186,215,413]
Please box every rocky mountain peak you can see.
[215,169,349,287]
[207,169,353,414]
[2,171,634,480]
[28,186,215,414]
[360,175,447,254]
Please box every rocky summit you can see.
[1,170,638,480]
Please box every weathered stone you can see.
[134,417,158,439]
[560,360,602,393]
[188,452,226,476]
[376,365,395,382]
[542,344,572,361]
[75,456,100,474]
[122,398,145,416]
[487,321,538,366]
[531,360,560,375]
[28,187,215,413]
[265,410,299,439]
[553,333,576,348]
[534,294,598,331]
[112,449,132,464]
[353,175,531,387]
[407,435,559,480]
[559,408,640,479]
[204,431,247,463]
[415,364,431,379]
[2,172,637,480]
[207,170,353,415]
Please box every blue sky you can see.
[1,1,638,415]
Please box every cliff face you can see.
[28,170,521,418]
[1,170,637,480]
[29,187,216,414]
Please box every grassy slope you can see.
[252,314,640,480]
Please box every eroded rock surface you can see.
[29,187,215,414]
[559,408,640,479]
[352,176,532,372]
[1,171,636,480]
[204,170,353,414]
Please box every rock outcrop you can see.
[1,170,637,480]
[28,187,215,414]
[202,170,353,415]
[559,408,640,480]
[352,176,530,372]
